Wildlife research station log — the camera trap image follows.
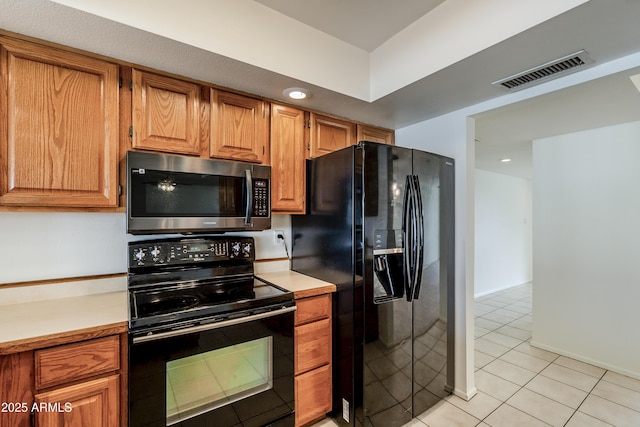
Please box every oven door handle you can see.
[132,305,297,344]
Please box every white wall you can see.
[475,170,532,297]
[0,212,291,284]
[392,49,640,399]
[531,121,640,379]
[396,114,477,400]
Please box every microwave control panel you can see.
[253,179,269,217]
[129,237,255,268]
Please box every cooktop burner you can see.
[133,276,255,318]
[140,294,201,317]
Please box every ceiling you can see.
[1,0,640,179]
[474,68,640,179]
[254,0,446,52]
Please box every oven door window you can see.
[130,169,246,217]
[166,337,272,425]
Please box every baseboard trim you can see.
[474,281,532,299]
[453,386,477,401]
[530,340,640,381]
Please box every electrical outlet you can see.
[273,229,285,245]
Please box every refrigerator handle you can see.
[412,175,425,300]
[402,175,413,300]
[404,175,421,302]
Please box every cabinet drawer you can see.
[295,318,331,375]
[35,336,120,390]
[295,294,331,326]
[295,364,331,427]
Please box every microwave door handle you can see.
[245,169,253,225]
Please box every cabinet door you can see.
[210,89,268,163]
[270,103,306,213]
[357,124,395,145]
[132,69,201,155]
[34,375,119,427]
[309,113,356,158]
[295,364,331,427]
[0,37,118,207]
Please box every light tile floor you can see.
[312,282,640,427]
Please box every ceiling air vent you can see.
[492,50,594,91]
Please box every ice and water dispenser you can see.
[372,229,405,303]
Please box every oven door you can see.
[129,307,295,427]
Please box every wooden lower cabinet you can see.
[294,293,332,426]
[34,375,119,427]
[295,364,332,427]
[0,351,33,427]
[0,329,126,427]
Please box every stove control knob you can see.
[231,242,241,257]
[242,243,252,257]
[150,246,161,260]
[133,249,146,264]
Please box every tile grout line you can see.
[474,283,640,427]
[561,368,608,427]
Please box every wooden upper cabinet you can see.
[309,113,356,158]
[131,69,201,155]
[210,89,268,163]
[357,124,395,145]
[270,104,306,213]
[0,37,118,207]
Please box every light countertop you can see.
[0,261,334,353]
[257,269,336,299]
[0,290,128,354]
[0,275,129,353]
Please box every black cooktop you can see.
[127,236,294,334]
[129,276,292,331]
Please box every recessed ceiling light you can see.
[500,158,512,163]
[283,87,309,100]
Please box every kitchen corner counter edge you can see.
[257,270,336,299]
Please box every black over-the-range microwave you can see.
[126,151,271,234]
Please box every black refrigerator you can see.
[291,141,454,427]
